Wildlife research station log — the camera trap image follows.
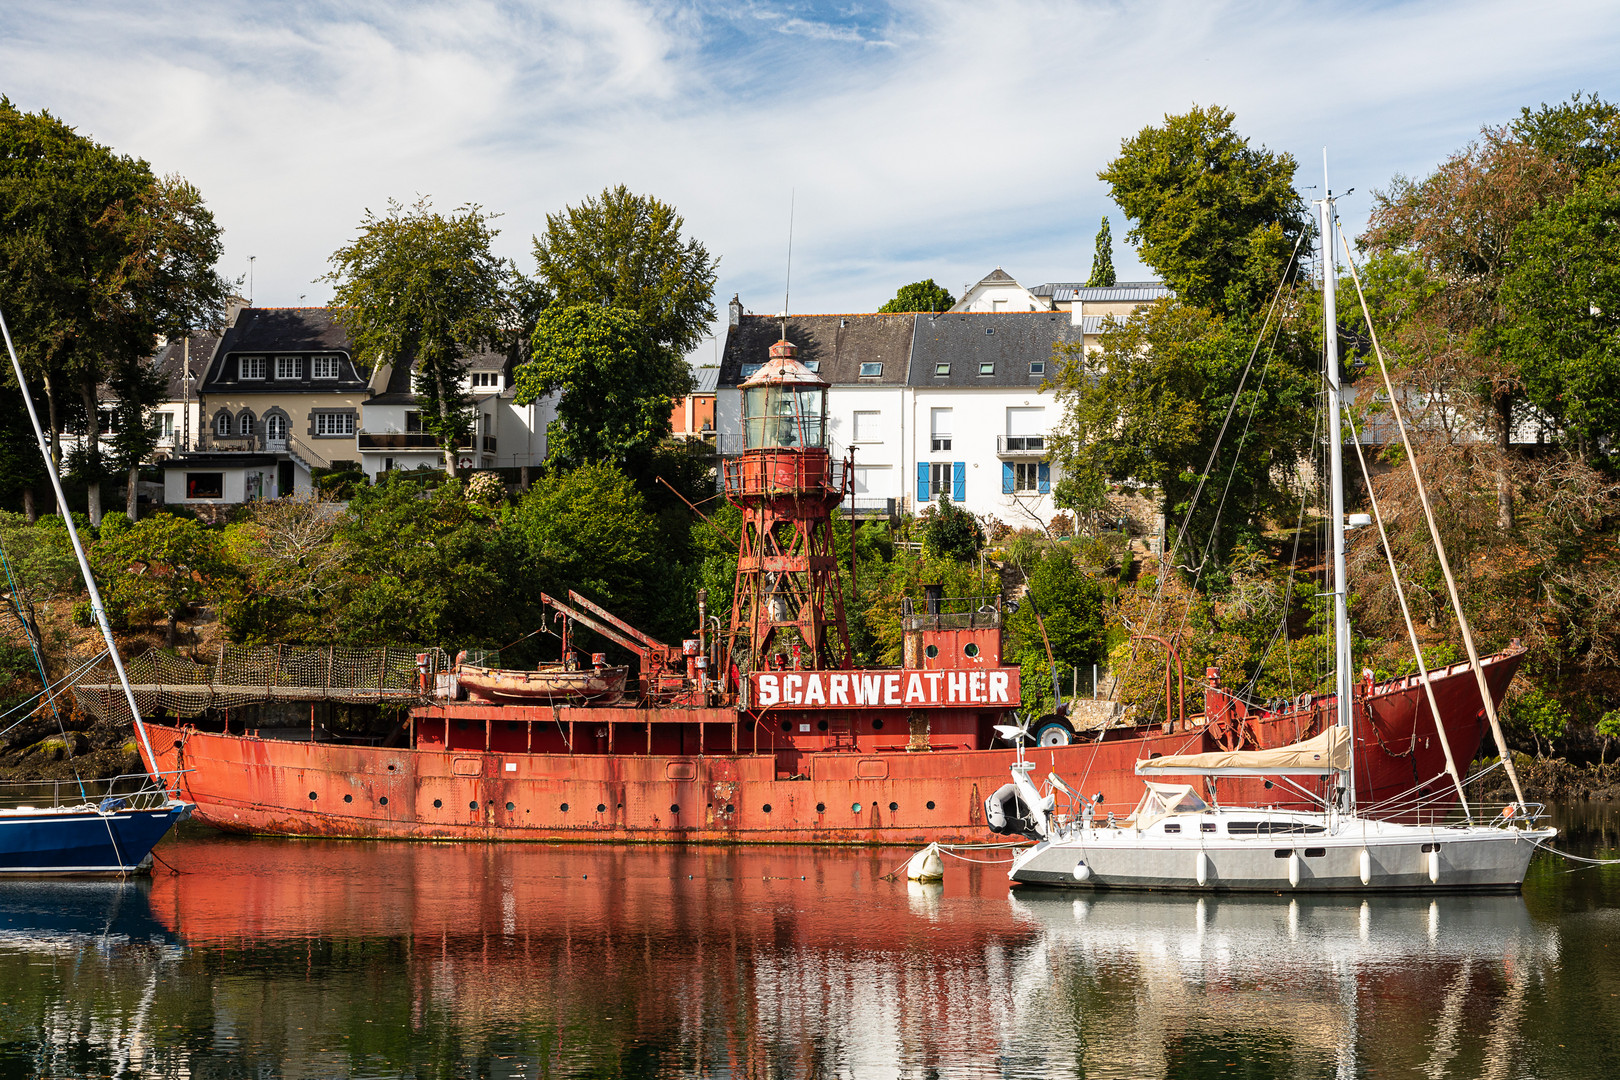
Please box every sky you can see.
[4,0,1620,364]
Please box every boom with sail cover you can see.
[1135,727,1349,777]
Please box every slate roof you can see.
[369,344,514,405]
[1030,281,1173,304]
[150,332,218,399]
[907,312,1084,387]
[719,315,915,387]
[201,307,368,394]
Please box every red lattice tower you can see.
[722,339,853,672]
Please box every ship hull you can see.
[139,649,1521,844]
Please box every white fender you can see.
[1288,851,1301,888]
[1358,848,1372,886]
[1072,861,1091,882]
[1427,848,1441,883]
[906,843,944,882]
[1195,850,1209,887]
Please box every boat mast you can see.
[1319,165,1356,814]
[0,306,163,787]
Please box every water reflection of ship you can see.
[0,879,178,952]
[1006,890,1557,1077]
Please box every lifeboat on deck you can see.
[454,662,629,705]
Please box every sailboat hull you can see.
[0,801,192,877]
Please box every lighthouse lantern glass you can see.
[744,384,825,449]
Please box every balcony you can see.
[357,431,439,451]
[996,434,1047,458]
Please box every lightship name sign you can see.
[750,668,1019,709]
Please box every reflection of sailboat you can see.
[0,880,178,952]
[1004,890,1556,1078]
[994,177,1554,893]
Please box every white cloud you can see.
[2,0,1617,353]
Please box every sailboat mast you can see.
[1319,181,1356,812]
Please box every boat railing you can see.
[900,595,1002,631]
[0,771,184,812]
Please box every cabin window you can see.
[1163,823,1181,834]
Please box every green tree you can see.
[1498,165,1620,454]
[517,304,692,468]
[0,102,229,523]
[919,495,983,562]
[1085,217,1116,287]
[90,513,225,644]
[334,474,515,647]
[104,350,167,522]
[1005,548,1107,714]
[324,198,511,476]
[532,185,718,355]
[1510,91,1620,175]
[1098,105,1306,315]
[1048,300,1316,566]
[878,279,954,313]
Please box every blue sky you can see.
[5,1,1620,362]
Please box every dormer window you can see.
[275,356,302,380]
[239,356,265,380]
[471,372,501,389]
[312,355,341,380]
[859,362,882,378]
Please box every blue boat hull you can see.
[0,802,192,876]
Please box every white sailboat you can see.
[993,174,1555,893]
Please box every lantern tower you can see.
[722,339,853,673]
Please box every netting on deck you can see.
[72,645,434,724]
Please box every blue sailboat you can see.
[1,307,193,877]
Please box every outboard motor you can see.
[985,783,1044,841]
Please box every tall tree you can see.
[1098,105,1305,315]
[878,279,954,313]
[0,102,228,523]
[324,199,511,476]
[517,303,692,468]
[531,185,718,355]
[1510,91,1620,175]
[1085,217,1116,287]
[104,350,167,522]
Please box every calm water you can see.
[1,806,1619,1079]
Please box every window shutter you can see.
[917,462,929,502]
[952,462,965,502]
[1037,463,1050,494]
[1002,462,1015,494]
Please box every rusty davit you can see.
[126,339,1523,843]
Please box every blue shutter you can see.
[1002,462,1015,494]
[952,462,965,502]
[917,462,929,502]
[1037,463,1050,494]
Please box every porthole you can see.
[308,791,318,801]
[469,801,479,810]
[964,642,980,658]
[670,804,680,814]
[596,803,606,813]
[781,720,792,732]
[872,718,885,730]
[387,764,396,771]
[560,803,568,812]
[925,644,938,659]
[888,801,898,812]
[725,804,735,814]
[852,802,863,814]
[506,801,515,811]
[433,799,442,809]
[378,796,388,806]
[816,802,826,813]
[343,794,353,803]
[926,800,936,810]
[817,719,829,731]
[763,803,773,813]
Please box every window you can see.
[978,362,995,376]
[237,411,255,436]
[314,412,355,436]
[471,372,500,389]
[859,362,882,378]
[215,413,231,437]
[159,412,175,438]
[185,473,223,499]
[852,411,882,443]
[265,414,287,441]
[275,356,302,380]
[802,360,821,373]
[930,408,952,453]
[934,363,950,377]
[930,462,953,497]
[312,355,341,380]
[239,356,265,380]
[98,409,117,433]
[1005,407,1045,451]
[1014,462,1041,493]
[1029,360,1046,376]
[405,410,423,434]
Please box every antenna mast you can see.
[782,189,795,339]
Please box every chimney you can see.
[225,295,252,329]
[1071,289,1085,328]
[728,294,743,327]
